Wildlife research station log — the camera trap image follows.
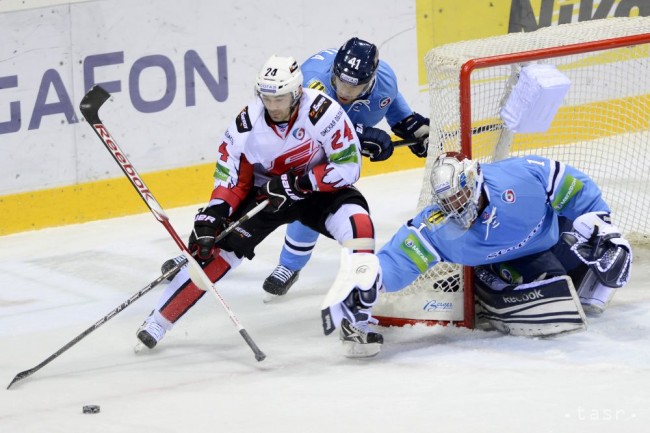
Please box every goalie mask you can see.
[255,55,303,120]
[430,152,484,229]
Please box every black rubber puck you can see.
[82,405,100,414]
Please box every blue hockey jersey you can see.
[301,49,413,128]
[378,156,610,292]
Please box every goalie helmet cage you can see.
[373,17,650,329]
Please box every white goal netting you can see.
[374,17,650,327]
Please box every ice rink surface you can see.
[1,168,649,433]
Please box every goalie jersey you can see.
[378,156,610,292]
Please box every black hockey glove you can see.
[356,124,393,162]
[188,204,229,264]
[258,172,310,213]
[392,112,430,158]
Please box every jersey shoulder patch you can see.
[235,106,252,133]
[309,94,332,125]
[427,210,446,225]
[307,79,327,92]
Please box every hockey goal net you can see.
[374,17,650,328]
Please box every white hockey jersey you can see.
[207,88,362,213]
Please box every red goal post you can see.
[374,17,650,328]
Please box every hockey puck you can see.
[82,405,100,414]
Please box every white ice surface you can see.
[1,168,649,433]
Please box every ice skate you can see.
[340,314,383,358]
[135,312,169,352]
[262,265,300,302]
[161,255,186,281]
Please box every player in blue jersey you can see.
[373,152,632,336]
[262,37,430,299]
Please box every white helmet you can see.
[430,152,484,228]
[255,55,303,104]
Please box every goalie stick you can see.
[78,85,266,362]
[6,257,187,389]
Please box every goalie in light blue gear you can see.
[376,152,632,336]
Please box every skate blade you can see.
[133,341,149,354]
[581,303,606,316]
[341,340,381,358]
[262,292,278,304]
[262,291,290,304]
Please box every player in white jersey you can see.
[376,152,632,336]
[262,37,430,299]
[136,55,383,357]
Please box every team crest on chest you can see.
[501,189,516,203]
[481,207,500,231]
[292,127,305,140]
[379,96,391,108]
[269,140,319,176]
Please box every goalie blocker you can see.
[473,266,587,337]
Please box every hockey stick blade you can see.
[79,86,266,362]
[79,85,111,124]
[7,258,187,389]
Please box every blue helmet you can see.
[332,38,379,87]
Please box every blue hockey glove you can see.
[392,113,430,158]
[356,124,393,162]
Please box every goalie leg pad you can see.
[320,248,381,335]
[474,267,587,337]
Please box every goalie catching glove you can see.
[391,112,430,158]
[563,211,632,288]
[356,124,393,162]
[258,172,311,212]
[189,204,229,264]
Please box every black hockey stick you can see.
[79,85,266,362]
[7,258,187,389]
[392,137,425,148]
[392,123,502,149]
